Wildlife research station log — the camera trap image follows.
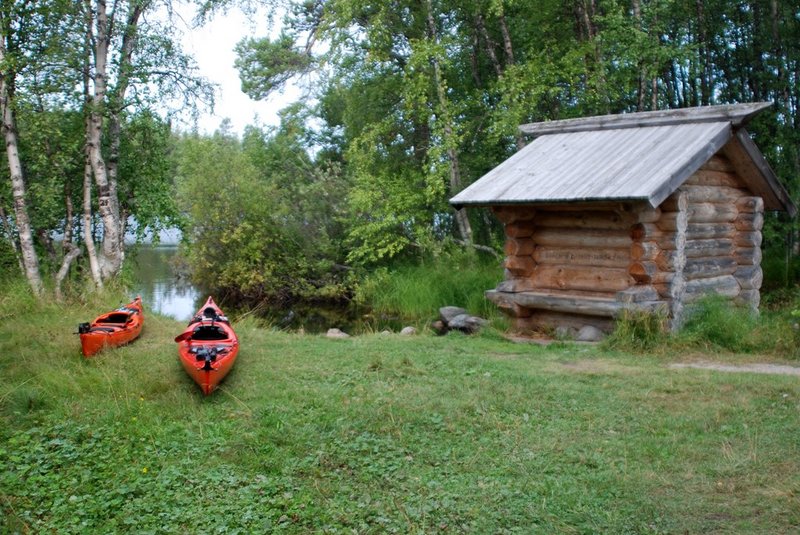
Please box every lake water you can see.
[129,245,405,333]
[129,245,201,322]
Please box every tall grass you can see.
[356,249,502,320]
[606,294,800,358]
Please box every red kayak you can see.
[175,297,239,395]
[78,296,144,357]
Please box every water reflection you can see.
[129,245,408,333]
[130,245,201,321]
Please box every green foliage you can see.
[175,117,350,304]
[235,34,313,99]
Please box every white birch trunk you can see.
[0,39,43,296]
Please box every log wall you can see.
[489,154,764,335]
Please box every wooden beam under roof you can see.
[519,102,773,137]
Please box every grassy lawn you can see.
[1,292,799,533]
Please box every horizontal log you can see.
[734,231,763,248]
[631,223,663,241]
[504,237,535,256]
[734,212,764,232]
[505,221,536,238]
[531,228,632,249]
[533,210,636,230]
[699,155,736,174]
[686,223,736,240]
[688,202,738,223]
[496,278,538,293]
[681,185,747,204]
[486,290,533,318]
[532,265,634,293]
[735,266,763,290]
[487,292,666,325]
[616,285,660,303]
[631,241,661,262]
[492,206,536,224]
[504,255,536,276]
[683,257,738,279]
[735,196,764,214]
[685,168,741,188]
[683,275,740,300]
[685,238,734,258]
[656,212,692,231]
[533,246,630,268]
[734,247,762,266]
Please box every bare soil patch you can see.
[669,361,800,376]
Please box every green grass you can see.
[356,250,502,321]
[1,286,799,533]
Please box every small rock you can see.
[439,306,468,324]
[326,328,350,339]
[380,330,392,335]
[576,325,604,342]
[448,314,488,334]
[400,326,417,336]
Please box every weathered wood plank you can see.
[686,223,736,240]
[518,102,771,135]
[631,241,661,262]
[629,261,659,284]
[486,290,666,318]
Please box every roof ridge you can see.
[519,102,772,137]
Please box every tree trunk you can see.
[83,143,104,289]
[54,189,81,301]
[0,37,43,296]
[87,0,124,280]
[425,0,473,244]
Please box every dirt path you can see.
[669,362,800,376]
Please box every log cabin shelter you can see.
[450,102,796,335]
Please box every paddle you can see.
[174,331,192,343]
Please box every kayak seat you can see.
[191,325,228,341]
[89,326,117,333]
[203,307,217,318]
[98,313,130,324]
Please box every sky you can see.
[173,4,300,136]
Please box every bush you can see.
[604,310,669,352]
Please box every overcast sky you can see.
[173,4,299,136]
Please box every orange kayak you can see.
[78,296,144,357]
[175,296,239,395]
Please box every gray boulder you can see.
[448,313,489,334]
[326,328,350,339]
[576,325,604,342]
[439,306,468,324]
[400,326,417,336]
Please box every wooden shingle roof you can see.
[450,103,796,216]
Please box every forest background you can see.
[2,0,799,314]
